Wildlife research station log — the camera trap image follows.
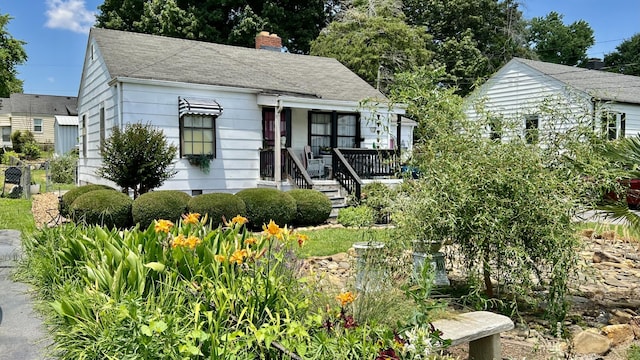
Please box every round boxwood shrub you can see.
[132,190,191,229]
[61,184,116,217]
[235,188,296,230]
[288,189,332,226]
[70,190,133,228]
[187,193,246,227]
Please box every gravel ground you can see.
[31,192,65,228]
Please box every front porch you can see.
[259,147,402,200]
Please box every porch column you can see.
[396,114,402,157]
[274,98,282,189]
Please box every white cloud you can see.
[47,77,55,83]
[45,0,96,33]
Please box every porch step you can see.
[313,180,348,219]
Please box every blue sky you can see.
[2,0,639,97]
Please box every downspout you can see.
[591,97,597,132]
[274,97,282,189]
[118,80,124,129]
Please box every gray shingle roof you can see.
[91,28,386,102]
[514,58,640,105]
[9,93,78,116]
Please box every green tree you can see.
[604,33,640,76]
[97,123,177,198]
[527,11,595,66]
[95,0,329,53]
[403,0,531,94]
[0,12,27,97]
[310,0,433,93]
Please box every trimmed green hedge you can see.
[61,184,116,217]
[70,190,133,228]
[187,193,246,227]
[132,190,191,229]
[288,189,332,226]
[235,188,296,230]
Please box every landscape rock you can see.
[572,330,611,355]
[601,324,635,346]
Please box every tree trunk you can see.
[483,252,494,298]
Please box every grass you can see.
[295,227,396,258]
[0,198,35,234]
[0,168,77,193]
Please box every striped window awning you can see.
[179,97,223,117]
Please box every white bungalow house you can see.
[77,28,412,197]
[465,58,640,142]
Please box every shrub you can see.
[22,141,41,160]
[236,188,296,229]
[337,205,375,228]
[11,130,35,153]
[288,189,332,226]
[1,150,19,165]
[360,182,393,224]
[132,190,191,229]
[187,193,246,226]
[97,123,177,198]
[60,184,116,217]
[49,153,77,184]
[70,190,133,228]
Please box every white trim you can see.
[257,94,406,114]
[108,77,262,94]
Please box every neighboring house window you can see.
[1,126,10,142]
[180,115,215,157]
[601,112,626,140]
[525,115,539,144]
[178,97,223,159]
[99,106,105,147]
[82,114,87,158]
[33,118,43,133]
[488,117,502,141]
[310,112,331,155]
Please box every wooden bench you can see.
[432,311,514,360]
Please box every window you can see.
[1,126,10,142]
[601,112,626,140]
[178,97,222,158]
[309,111,359,156]
[262,108,289,148]
[488,117,502,141]
[337,114,357,148]
[99,106,105,146]
[82,114,87,157]
[33,118,43,133]
[180,115,215,157]
[525,115,539,144]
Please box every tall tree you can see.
[527,11,594,66]
[403,0,531,94]
[95,0,331,53]
[310,0,433,93]
[0,12,27,97]
[604,33,640,76]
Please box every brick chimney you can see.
[255,31,282,51]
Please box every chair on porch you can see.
[302,146,325,178]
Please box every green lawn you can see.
[0,168,77,193]
[0,198,35,234]
[294,227,396,258]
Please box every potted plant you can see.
[29,181,40,195]
[319,146,332,155]
[186,154,212,174]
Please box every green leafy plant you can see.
[49,153,77,184]
[10,130,35,153]
[236,188,296,230]
[337,205,375,228]
[60,184,115,217]
[22,141,41,160]
[186,154,212,174]
[287,189,332,226]
[70,189,133,228]
[187,192,246,227]
[132,190,191,229]
[97,123,177,198]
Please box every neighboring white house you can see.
[465,58,640,142]
[77,28,411,195]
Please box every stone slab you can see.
[432,311,514,346]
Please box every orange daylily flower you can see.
[336,292,356,307]
[214,254,226,263]
[185,235,201,249]
[262,220,282,237]
[229,249,248,265]
[171,234,186,248]
[296,233,309,247]
[182,213,201,225]
[244,237,257,245]
[231,215,248,225]
[154,219,174,233]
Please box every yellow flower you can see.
[154,219,174,233]
[262,220,282,237]
[231,215,248,225]
[296,233,309,247]
[229,249,248,265]
[244,237,257,246]
[336,292,356,307]
[185,235,201,250]
[182,213,201,225]
[214,254,226,263]
[172,234,186,248]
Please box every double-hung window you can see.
[525,115,539,144]
[601,112,626,140]
[1,126,10,142]
[33,118,43,133]
[178,97,223,158]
